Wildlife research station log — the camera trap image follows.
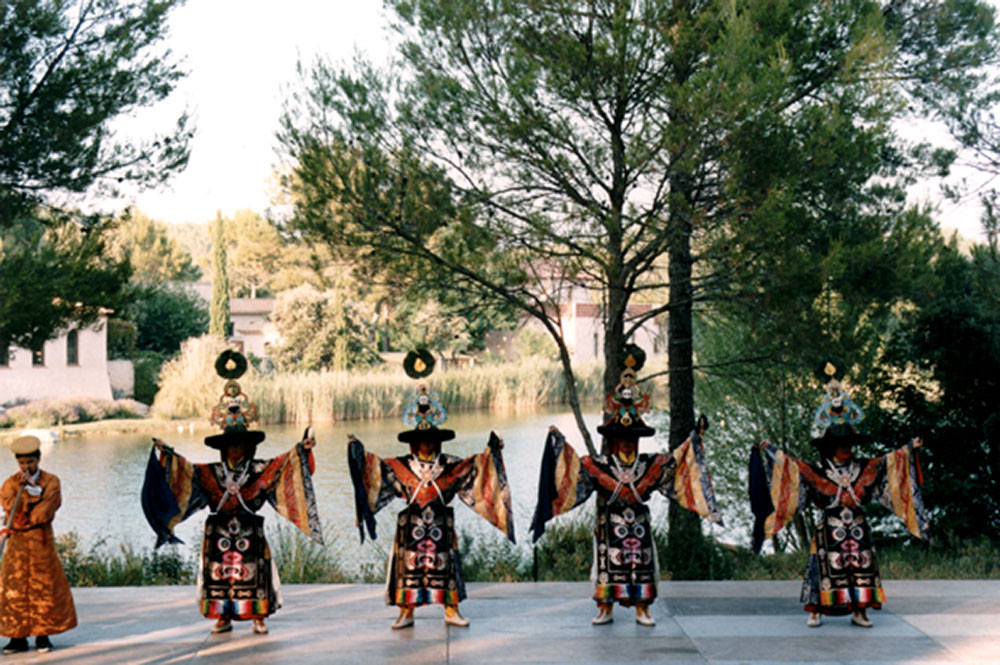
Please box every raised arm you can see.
[454,431,516,543]
[261,427,324,545]
[346,434,399,543]
[749,441,809,553]
[141,438,208,548]
[653,426,723,525]
[871,437,930,540]
[529,427,595,543]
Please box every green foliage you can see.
[513,328,557,361]
[270,283,382,372]
[57,532,194,586]
[209,213,230,337]
[224,210,287,298]
[0,0,192,220]
[0,217,133,350]
[0,397,147,428]
[106,318,137,361]
[133,350,170,406]
[268,525,348,584]
[873,236,1000,542]
[0,0,192,348]
[128,284,209,355]
[106,210,201,283]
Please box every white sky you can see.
[121,0,997,243]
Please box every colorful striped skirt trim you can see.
[593,583,656,602]
[202,599,270,620]
[819,586,886,608]
[394,588,460,607]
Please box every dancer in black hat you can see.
[143,350,323,635]
[749,361,928,628]
[347,349,515,630]
[530,346,722,626]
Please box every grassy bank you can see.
[154,336,604,422]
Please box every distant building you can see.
[486,263,664,363]
[182,283,279,359]
[229,298,279,359]
[0,321,115,405]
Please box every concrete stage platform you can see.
[5,581,998,664]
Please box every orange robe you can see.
[0,471,77,638]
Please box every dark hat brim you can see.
[597,423,656,438]
[398,428,455,444]
[205,429,266,450]
[810,432,871,449]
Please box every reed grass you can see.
[153,334,603,422]
[268,524,350,584]
[56,532,194,586]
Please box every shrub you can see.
[57,532,194,586]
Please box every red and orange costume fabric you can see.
[144,441,322,619]
[348,433,514,606]
[749,366,929,617]
[530,427,721,604]
[0,470,77,638]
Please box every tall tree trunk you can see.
[664,177,706,579]
[664,2,708,577]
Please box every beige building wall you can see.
[0,323,114,404]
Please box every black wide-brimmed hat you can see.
[809,421,871,450]
[205,423,267,450]
[398,349,455,445]
[597,344,655,439]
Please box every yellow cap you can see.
[10,435,41,456]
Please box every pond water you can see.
[26,407,686,574]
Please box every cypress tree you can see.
[210,212,231,338]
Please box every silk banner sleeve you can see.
[529,427,594,543]
[456,432,516,543]
[658,430,724,525]
[873,441,930,540]
[346,437,396,543]
[140,445,207,548]
[264,442,324,545]
[749,441,806,553]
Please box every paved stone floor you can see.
[3,581,998,664]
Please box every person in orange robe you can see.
[0,435,77,653]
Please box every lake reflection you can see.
[32,407,678,574]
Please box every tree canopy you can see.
[278,0,999,573]
[0,0,192,347]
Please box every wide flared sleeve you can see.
[455,431,516,543]
[347,436,400,543]
[141,444,209,548]
[529,427,595,543]
[653,429,724,525]
[872,440,930,540]
[261,442,324,545]
[749,441,809,553]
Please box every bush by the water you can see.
[0,397,147,429]
[56,532,194,586]
[154,334,603,422]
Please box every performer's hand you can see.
[912,437,924,449]
[152,437,165,452]
[347,433,358,445]
[302,427,316,450]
